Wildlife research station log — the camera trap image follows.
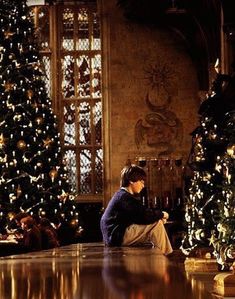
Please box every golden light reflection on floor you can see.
[0,243,218,299]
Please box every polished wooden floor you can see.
[0,242,225,299]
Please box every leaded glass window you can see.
[31,2,103,201]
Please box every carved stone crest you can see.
[135,60,182,156]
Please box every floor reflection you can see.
[0,257,80,299]
[0,244,216,299]
[101,247,213,299]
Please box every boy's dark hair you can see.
[120,165,146,187]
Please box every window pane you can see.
[77,7,89,50]
[62,55,75,98]
[64,103,76,145]
[78,102,91,145]
[92,12,100,50]
[76,56,90,97]
[64,149,77,193]
[94,101,102,144]
[91,54,101,97]
[95,149,103,194]
[62,8,74,50]
[80,149,92,194]
[42,56,51,97]
[38,6,50,50]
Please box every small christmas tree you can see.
[210,109,235,270]
[181,59,235,270]
[0,0,80,237]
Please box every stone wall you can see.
[100,0,201,204]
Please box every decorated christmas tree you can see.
[0,0,80,236]
[181,60,235,270]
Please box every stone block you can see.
[214,272,235,297]
[185,257,218,272]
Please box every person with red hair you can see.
[20,216,42,252]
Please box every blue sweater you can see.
[100,189,164,246]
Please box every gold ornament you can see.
[16,185,22,198]
[202,172,211,181]
[9,53,16,60]
[217,223,228,234]
[49,169,58,182]
[40,210,46,217]
[17,140,26,150]
[43,137,53,148]
[70,219,78,228]
[208,130,217,140]
[13,114,22,121]
[27,89,34,99]
[227,144,235,159]
[0,133,6,149]
[6,100,14,110]
[59,190,69,201]
[8,212,16,220]
[194,229,205,241]
[35,116,43,125]
[0,153,7,163]
[226,246,235,260]
[4,82,14,92]
[4,29,14,39]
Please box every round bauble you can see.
[17,140,26,150]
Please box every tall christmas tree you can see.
[0,0,79,235]
[181,60,235,270]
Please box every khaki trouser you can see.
[122,220,173,255]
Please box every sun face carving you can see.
[144,59,175,92]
